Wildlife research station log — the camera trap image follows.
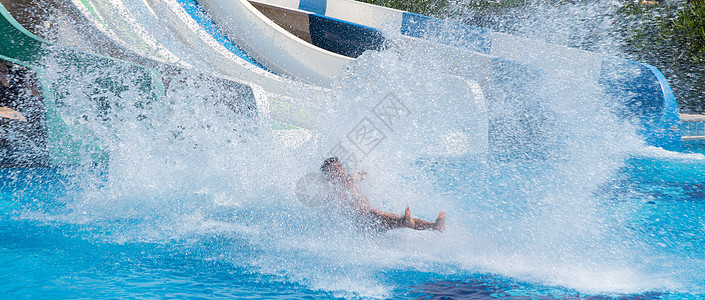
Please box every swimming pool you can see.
[1,2,703,297]
[1,143,704,299]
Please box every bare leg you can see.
[364,208,408,230]
[363,207,444,232]
[408,211,445,232]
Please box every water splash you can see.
[10,2,703,298]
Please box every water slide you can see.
[246,0,682,149]
[191,0,513,92]
[0,0,366,161]
[3,0,267,119]
[0,0,679,170]
[249,0,384,58]
[192,0,355,87]
[0,56,86,167]
[2,0,283,167]
[58,0,335,130]
[0,2,165,165]
[3,0,492,153]
[191,0,577,152]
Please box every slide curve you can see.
[194,0,353,87]
[250,0,682,149]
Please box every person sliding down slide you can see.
[320,157,445,232]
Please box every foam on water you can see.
[12,1,705,298]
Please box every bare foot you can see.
[433,211,446,232]
[403,207,415,228]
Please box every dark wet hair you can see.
[320,157,340,173]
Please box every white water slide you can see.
[74,0,352,88]
[192,0,507,94]
[67,0,492,154]
[247,0,682,149]
[63,0,336,130]
[1,0,490,154]
[195,0,353,86]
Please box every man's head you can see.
[320,157,344,179]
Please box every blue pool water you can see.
[2,147,704,299]
[3,2,704,296]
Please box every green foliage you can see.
[615,0,705,112]
[621,0,705,63]
[460,0,594,10]
[666,1,705,63]
[358,0,448,16]
[460,0,531,10]
[614,2,675,59]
